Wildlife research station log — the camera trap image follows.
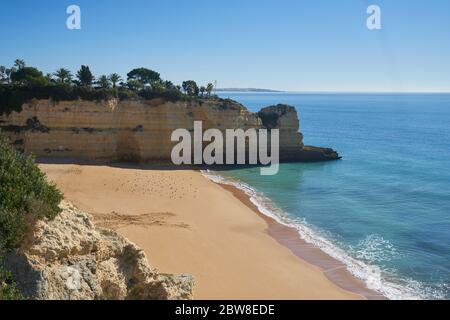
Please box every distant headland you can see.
[215,88,284,93]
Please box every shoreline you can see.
[40,162,366,300]
[216,181,386,300]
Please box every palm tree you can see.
[206,83,214,97]
[54,68,73,84]
[109,73,122,89]
[97,75,111,88]
[14,59,26,70]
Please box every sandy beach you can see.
[39,163,366,300]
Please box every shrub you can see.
[0,264,22,300]
[138,88,182,102]
[118,87,138,100]
[0,85,32,115]
[0,132,63,252]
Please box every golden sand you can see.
[40,163,362,300]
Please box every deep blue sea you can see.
[213,92,450,300]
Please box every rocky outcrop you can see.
[0,98,340,163]
[2,201,194,300]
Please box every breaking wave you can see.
[201,170,448,300]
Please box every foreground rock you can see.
[3,201,194,300]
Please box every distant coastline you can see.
[217,90,450,94]
[215,88,284,93]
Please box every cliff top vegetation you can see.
[0,59,218,115]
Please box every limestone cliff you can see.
[0,98,340,163]
[3,201,194,300]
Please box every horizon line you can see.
[217,89,450,94]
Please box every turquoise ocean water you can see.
[211,93,450,300]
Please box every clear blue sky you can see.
[1,0,449,92]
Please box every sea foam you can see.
[201,170,447,300]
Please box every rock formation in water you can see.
[2,201,194,300]
[0,98,340,163]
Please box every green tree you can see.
[182,80,199,96]
[200,86,206,96]
[13,59,26,70]
[109,73,122,89]
[76,65,94,87]
[127,68,160,88]
[53,68,73,84]
[10,67,48,86]
[97,75,111,88]
[206,83,214,97]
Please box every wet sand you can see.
[218,184,386,300]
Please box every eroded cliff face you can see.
[3,201,194,300]
[0,98,339,162]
